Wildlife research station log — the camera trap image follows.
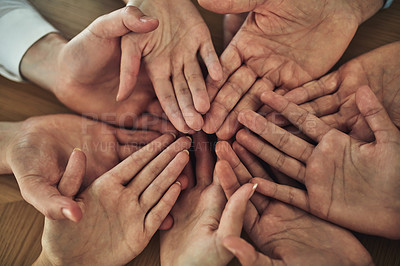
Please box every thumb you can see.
[198,0,264,13]
[18,181,83,223]
[117,34,143,101]
[88,5,158,39]
[58,148,86,197]
[223,236,281,266]
[356,85,399,143]
[218,183,257,237]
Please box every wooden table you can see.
[0,1,399,265]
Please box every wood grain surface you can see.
[0,0,399,265]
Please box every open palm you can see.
[121,0,222,133]
[237,87,400,238]
[199,0,374,139]
[266,41,400,141]
[5,114,163,221]
[38,134,190,265]
[216,141,372,265]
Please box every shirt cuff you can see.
[383,0,394,9]
[0,8,58,82]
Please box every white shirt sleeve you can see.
[0,0,59,82]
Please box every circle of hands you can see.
[7,0,399,265]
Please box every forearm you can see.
[0,121,22,174]
[348,0,384,24]
[20,33,67,94]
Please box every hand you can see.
[121,0,223,133]
[236,86,400,239]
[34,133,191,265]
[1,114,168,222]
[20,6,163,127]
[160,132,256,266]
[199,0,382,139]
[215,141,373,266]
[265,41,400,142]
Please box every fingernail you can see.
[175,181,182,186]
[186,136,192,142]
[73,147,82,152]
[195,129,202,132]
[116,94,120,102]
[140,16,156,22]
[183,150,190,155]
[169,132,177,139]
[249,183,258,199]
[62,208,74,221]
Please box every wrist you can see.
[0,121,23,174]
[20,33,67,94]
[347,0,383,24]
[33,251,55,266]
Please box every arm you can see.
[0,0,59,82]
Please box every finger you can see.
[144,182,182,235]
[176,174,189,190]
[58,148,86,197]
[270,167,304,188]
[356,85,400,143]
[116,128,161,145]
[216,79,274,140]
[250,178,310,212]
[206,45,242,102]
[215,153,268,214]
[232,142,271,181]
[216,141,252,185]
[159,214,174,231]
[139,151,189,209]
[218,183,257,237]
[198,0,264,13]
[172,72,204,131]
[117,36,142,102]
[88,6,158,39]
[200,38,223,82]
[238,109,314,163]
[236,129,306,183]
[261,91,332,142]
[134,114,178,135]
[203,66,257,134]
[184,57,211,114]
[215,160,259,231]
[152,77,193,133]
[107,133,176,184]
[18,178,82,222]
[223,236,281,266]
[282,72,340,107]
[193,132,214,187]
[129,136,192,192]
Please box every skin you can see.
[33,134,191,266]
[216,141,373,266]
[237,86,400,239]
[0,114,170,222]
[160,132,256,266]
[198,0,382,140]
[20,6,166,128]
[121,0,223,132]
[264,41,400,142]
